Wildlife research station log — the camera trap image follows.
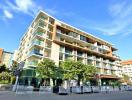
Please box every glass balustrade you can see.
[29,49,43,57]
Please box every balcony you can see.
[40,15,48,22]
[77,51,84,57]
[96,58,102,62]
[33,31,46,39]
[87,56,94,60]
[103,59,109,63]
[77,57,84,62]
[28,49,43,58]
[30,40,44,49]
[65,48,73,55]
[96,65,101,68]
[34,32,43,36]
[45,43,52,49]
[102,45,110,51]
[104,65,111,70]
[27,61,38,67]
[109,61,115,65]
[97,45,110,52]
[96,61,101,68]
[44,50,51,58]
[47,32,52,40]
[65,54,73,60]
[59,46,65,53]
[34,22,47,31]
[112,53,120,59]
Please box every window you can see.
[65,47,72,54]
[80,35,87,42]
[87,59,92,65]
[96,61,100,66]
[65,54,73,60]
[77,51,83,57]
[59,46,64,52]
[59,53,63,60]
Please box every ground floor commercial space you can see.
[17,67,121,89]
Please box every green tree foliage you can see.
[11,60,19,71]
[0,64,6,73]
[122,74,130,84]
[0,72,11,84]
[36,58,56,79]
[60,59,97,86]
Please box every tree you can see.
[0,64,6,73]
[83,64,97,82]
[60,59,97,86]
[36,58,57,86]
[11,60,19,71]
[0,72,11,84]
[122,74,130,84]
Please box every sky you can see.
[0,0,132,60]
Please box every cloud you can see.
[88,1,132,36]
[3,10,13,19]
[108,2,126,17]
[0,0,43,19]
[45,8,58,15]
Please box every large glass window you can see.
[77,57,83,62]
[77,51,83,57]
[59,46,64,52]
[65,47,72,54]
[65,54,73,60]
[96,61,100,66]
[59,53,63,60]
[87,59,93,65]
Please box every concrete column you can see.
[98,78,102,86]
[50,78,53,86]
[63,80,68,89]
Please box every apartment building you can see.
[122,60,132,82]
[0,48,13,68]
[15,10,122,85]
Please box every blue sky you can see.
[0,0,132,60]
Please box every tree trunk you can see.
[77,75,81,86]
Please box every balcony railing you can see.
[34,23,47,31]
[30,40,44,47]
[27,61,38,67]
[96,58,102,61]
[45,44,52,49]
[34,32,43,36]
[77,53,83,57]
[87,56,94,60]
[55,33,113,56]
[28,50,43,58]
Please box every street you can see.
[0,91,132,100]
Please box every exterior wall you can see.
[12,50,18,61]
[0,48,13,68]
[0,48,3,63]
[1,51,13,68]
[51,42,60,66]
[122,60,132,82]
[15,10,121,79]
